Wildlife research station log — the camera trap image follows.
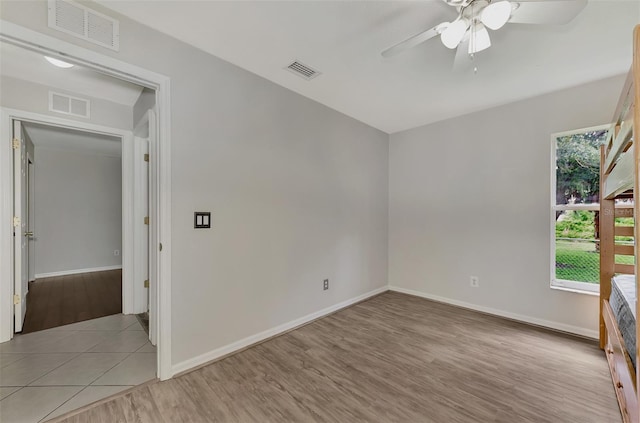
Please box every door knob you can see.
[25,231,34,237]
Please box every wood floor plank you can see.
[52,292,621,422]
[121,388,168,423]
[21,269,122,333]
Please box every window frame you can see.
[550,124,611,295]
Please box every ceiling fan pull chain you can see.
[469,52,479,74]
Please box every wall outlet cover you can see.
[470,276,479,288]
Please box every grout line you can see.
[25,352,82,387]
[0,354,29,369]
[39,385,89,423]
[0,386,25,402]
[85,350,138,387]
[123,320,142,331]
[134,341,156,353]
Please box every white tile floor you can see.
[0,314,156,423]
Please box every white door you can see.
[13,120,28,332]
[148,110,157,346]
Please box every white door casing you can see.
[133,108,156,345]
[27,154,35,282]
[13,120,28,332]
[147,110,158,346]
[0,21,172,380]
[133,134,149,316]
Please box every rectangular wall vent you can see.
[49,92,91,118]
[48,0,120,51]
[285,61,321,80]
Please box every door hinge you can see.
[144,279,149,288]
[12,138,20,149]
[13,294,20,305]
[144,216,149,225]
[144,153,149,162]
[13,216,20,227]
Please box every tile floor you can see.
[0,314,157,423]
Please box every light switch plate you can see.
[194,212,211,229]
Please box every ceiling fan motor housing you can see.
[445,0,487,9]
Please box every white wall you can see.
[0,1,389,366]
[0,75,133,130]
[389,75,626,337]
[34,147,122,276]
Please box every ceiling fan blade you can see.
[453,38,473,72]
[509,0,587,25]
[381,22,449,58]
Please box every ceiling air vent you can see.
[285,61,321,80]
[48,0,120,51]
[49,92,91,119]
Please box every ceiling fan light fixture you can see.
[441,18,469,49]
[481,1,512,30]
[468,23,491,54]
[44,56,74,68]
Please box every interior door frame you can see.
[4,110,137,312]
[0,21,173,381]
[133,111,154,345]
[12,119,27,332]
[27,151,34,283]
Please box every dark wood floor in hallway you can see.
[22,269,122,334]
[55,291,620,423]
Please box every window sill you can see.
[550,285,599,297]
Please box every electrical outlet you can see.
[113,250,120,256]
[470,276,479,288]
[323,279,329,291]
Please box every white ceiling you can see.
[99,0,639,133]
[23,122,122,157]
[0,42,143,106]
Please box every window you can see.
[551,125,612,293]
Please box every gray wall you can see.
[34,147,122,276]
[0,1,389,366]
[0,75,133,130]
[389,75,626,337]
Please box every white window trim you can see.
[550,124,611,295]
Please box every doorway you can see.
[15,120,126,334]
[0,20,172,382]
[0,32,171,419]
[0,44,162,421]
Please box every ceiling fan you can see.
[381,0,587,64]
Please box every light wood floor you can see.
[22,270,122,334]
[54,292,620,423]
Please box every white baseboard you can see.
[35,265,122,279]
[389,285,599,340]
[171,286,388,376]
